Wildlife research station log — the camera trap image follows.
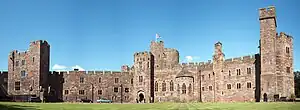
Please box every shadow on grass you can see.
[0,104,38,110]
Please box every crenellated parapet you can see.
[259,6,276,20]
[224,54,256,64]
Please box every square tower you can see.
[8,40,50,100]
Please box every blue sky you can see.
[0,0,299,71]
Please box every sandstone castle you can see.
[0,6,295,103]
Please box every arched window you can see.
[170,80,174,91]
[162,81,166,91]
[155,81,158,91]
[188,84,192,94]
[182,83,186,94]
[177,84,180,93]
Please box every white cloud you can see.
[185,56,200,62]
[71,65,85,71]
[52,64,67,71]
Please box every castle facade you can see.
[0,6,295,103]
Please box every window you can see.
[139,76,143,82]
[80,77,84,83]
[21,60,25,65]
[201,75,204,80]
[114,87,118,93]
[21,70,27,77]
[286,47,290,54]
[182,83,186,94]
[227,84,231,89]
[162,81,166,91]
[287,67,291,73]
[237,83,241,89]
[202,87,205,91]
[98,90,102,95]
[170,80,174,91]
[177,84,180,93]
[131,78,133,84]
[213,72,215,76]
[209,86,212,91]
[15,81,20,90]
[247,68,251,74]
[188,84,192,94]
[125,88,129,92]
[155,81,158,91]
[16,61,19,66]
[209,74,210,78]
[236,69,241,76]
[32,57,35,63]
[229,70,231,76]
[64,90,69,95]
[99,77,102,83]
[79,90,85,95]
[247,82,251,89]
[115,78,119,83]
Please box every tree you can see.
[294,71,300,98]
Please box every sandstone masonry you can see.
[0,6,295,103]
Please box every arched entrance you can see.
[137,90,145,103]
[263,93,268,102]
[139,93,144,102]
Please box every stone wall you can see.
[7,40,50,99]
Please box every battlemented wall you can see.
[2,6,295,103]
[7,40,50,100]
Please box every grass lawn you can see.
[0,102,300,110]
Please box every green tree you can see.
[294,71,300,98]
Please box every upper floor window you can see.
[236,69,241,76]
[139,76,143,82]
[287,67,291,73]
[64,90,69,95]
[201,75,204,80]
[202,87,205,91]
[227,84,231,89]
[209,86,212,91]
[247,82,251,89]
[114,87,118,93]
[182,83,186,94]
[229,70,231,77]
[170,80,174,91]
[32,57,35,63]
[286,47,290,54]
[99,77,102,83]
[247,68,251,74]
[155,81,158,91]
[80,77,84,83]
[98,90,102,95]
[131,78,133,85]
[21,70,27,77]
[16,61,19,66]
[125,88,129,92]
[162,81,166,91]
[21,60,25,65]
[15,81,20,90]
[115,78,119,83]
[237,83,241,89]
[209,74,211,79]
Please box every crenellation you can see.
[2,6,294,103]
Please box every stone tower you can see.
[8,40,50,100]
[132,51,154,103]
[259,6,294,100]
[212,42,225,102]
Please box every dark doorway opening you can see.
[139,93,144,102]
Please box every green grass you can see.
[0,102,300,110]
